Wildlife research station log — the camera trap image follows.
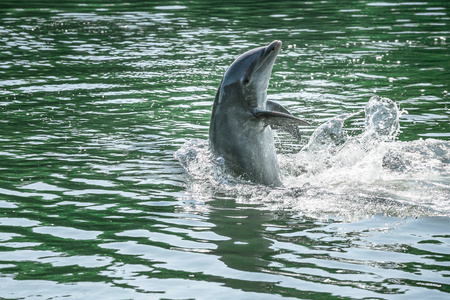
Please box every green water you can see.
[1,0,449,299]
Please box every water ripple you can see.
[0,1,448,299]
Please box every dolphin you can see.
[209,40,310,187]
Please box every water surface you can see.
[0,1,449,299]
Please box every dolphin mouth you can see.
[260,40,282,66]
[264,40,282,56]
[253,40,282,79]
[251,41,282,107]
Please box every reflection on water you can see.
[1,0,449,299]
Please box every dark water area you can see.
[0,0,449,299]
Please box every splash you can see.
[175,96,450,220]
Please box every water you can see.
[1,0,449,299]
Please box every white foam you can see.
[175,96,450,220]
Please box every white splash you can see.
[175,96,450,220]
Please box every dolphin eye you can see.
[243,78,249,85]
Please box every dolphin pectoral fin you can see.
[265,101,311,126]
[254,104,311,141]
[253,110,306,126]
[266,100,291,115]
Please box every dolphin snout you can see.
[269,40,282,51]
[265,40,282,56]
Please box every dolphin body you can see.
[209,40,310,187]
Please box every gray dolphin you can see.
[209,40,310,187]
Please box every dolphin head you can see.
[219,40,282,109]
